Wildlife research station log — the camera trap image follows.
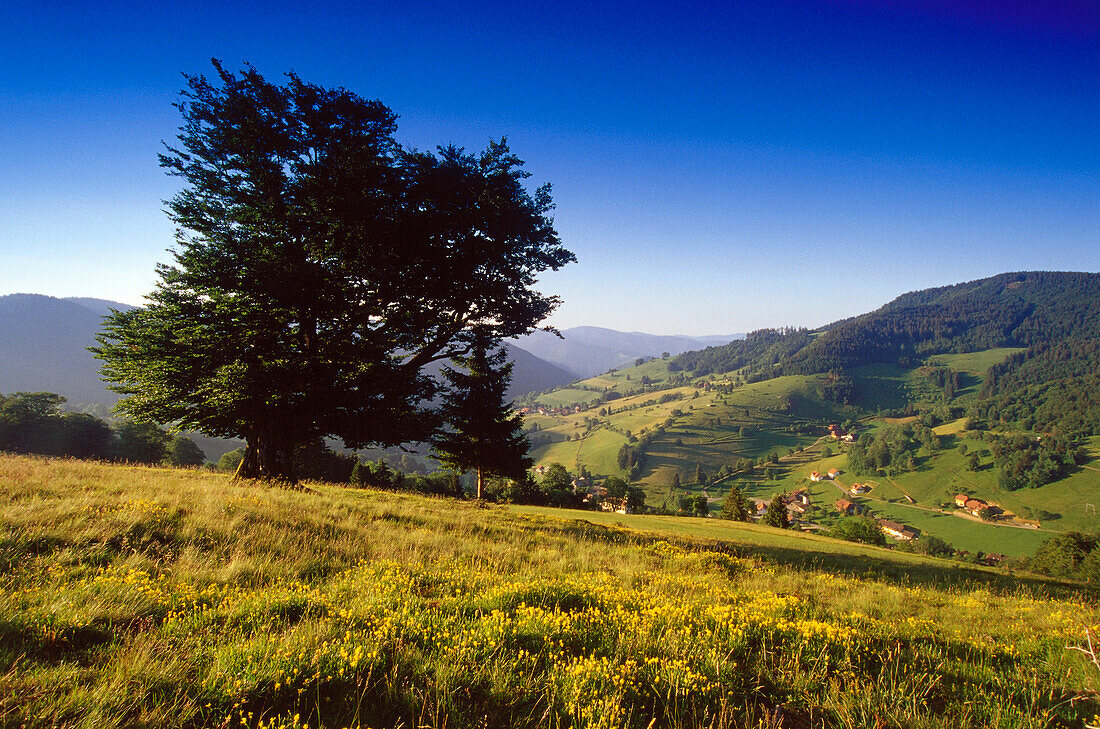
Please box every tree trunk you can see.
[233,423,296,483]
[477,466,484,500]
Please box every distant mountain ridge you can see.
[0,294,132,403]
[0,294,575,405]
[510,326,743,379]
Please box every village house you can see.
[829,424,856,442]
[827,468,841,480]
[599,496,632,515]
[809,471,823,482]
[850,483,870,495]
[790,489,811,505]
[835,498,862,515]
[964,498,988,516]
[878,518,920,541]
[787,501,807,517]
[955,493,970,508]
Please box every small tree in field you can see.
[432,331,532,499]
[763,493,790,529]
[720,481,750,521]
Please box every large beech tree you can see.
[94,61,573,481]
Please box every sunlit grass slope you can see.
[3,454,1100,728]
[530,375,843,485]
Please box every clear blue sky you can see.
[2,1,1097,335]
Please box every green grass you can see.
[927,347,1027,374]
[523,348,1100,558]
[532,388,604,409]
[530,376,843,483]
[757,440,1099,557]
[3,454,1100,728]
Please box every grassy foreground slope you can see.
[3,455,1100,728]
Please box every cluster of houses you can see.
[828,424,856,442]
[755,488,812,520]
[572,477,634,514]
[521,405,586,417]
[809,468,841,482]
[954,493,1003,519]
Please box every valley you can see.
[519,273,1100,559]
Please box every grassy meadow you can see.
[4,454,1100,728]
[528,374,844,489]
[731,428,1100,557]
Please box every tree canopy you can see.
[94,61,573,481]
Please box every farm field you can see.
[4,454,1100,728]
[528,371,845,485]
[740,426,1100,556]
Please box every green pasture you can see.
[532,387,605,409]
[927,347,1026,374]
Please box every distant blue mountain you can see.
[0,294,574,404]
[509,326,743,379]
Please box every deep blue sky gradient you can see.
[2,1,1097,334]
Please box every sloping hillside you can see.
[2,454,1096,728]
[0,294,128,403]
[674,271,1100,380]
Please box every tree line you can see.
[0,392,203,466]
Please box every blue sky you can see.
[2,1,1097,335]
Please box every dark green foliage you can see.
[671,327,814,378]
[292,440,357,483]
[217,448,245,472]
[0,392,69,456]
[494,474,544,505]
[113,421,169,465]
[720,482,750,521]
[974,339,1100,436]
[1029,532,1100,581]
[675,494,708,517]
[830,516,886,546]
[432,332,532,499]
[762,494,789,529]
[847,422,939,476]
[166,436,206,467]
[989,434,1079,491]
[539,463,578,507]
[59,413,113,460]
[350,460,367,486]
[349,459,462,497]
[603,476,647,513]
[670,273,1100,400]
[93,61,573,483]
[894,534,955,557]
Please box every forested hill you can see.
[673,272,1100,380]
